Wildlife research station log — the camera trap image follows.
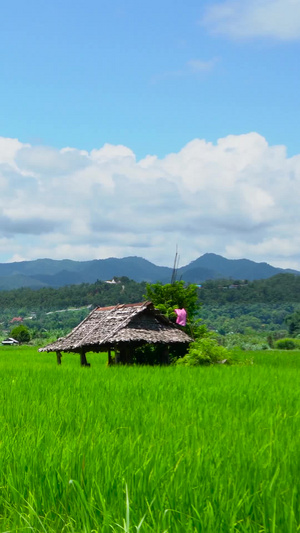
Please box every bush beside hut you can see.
[10,325,31,344]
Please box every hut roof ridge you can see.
[73,301,150,349]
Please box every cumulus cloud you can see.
[0,134,300,268]
[202,0,300,40]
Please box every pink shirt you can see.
[174,308,187,326]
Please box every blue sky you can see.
[0,0,300,268]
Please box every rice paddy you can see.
[0,346,299,532]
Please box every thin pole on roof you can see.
[171,245,180,284]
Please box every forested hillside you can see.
[0,277,146,341]
[0,277,146,314]
[1,273,300,340]
[199,274,300,304]
[198,275,300,335]
[1,272,299,313]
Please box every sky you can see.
[0,0,300,269]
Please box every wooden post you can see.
[162,346,170,365]
[126,346,133,364]
[108,348,112,366]
[119,348,124,364]
[119,345,133,364]
[80,350,91,367]
[56,351,62,365]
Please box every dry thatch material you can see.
[39,301,193,353]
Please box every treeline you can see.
[198,274,300,334]
[0,277,147,340]
[2,273,300,315]
[201,303,297,335]
[0,277,146,315]
[199,274,300,304]
[1,273,300,339]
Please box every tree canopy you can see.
[145,280,200,322]
[285,309,300,336]
[10,325,31,343]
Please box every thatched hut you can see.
[38,301,193,366]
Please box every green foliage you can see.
[144,281,201,360]
[0,278,146,315]
[145,280,199,321]
[267,334,274,348]
[199,273,300,305]
[191,320,210,339]
[201,302,293,335]
[176,336,230,366]
[0,278,147,340]
[275,338,297,350]
[10,324,31,343]
[224,332,270,351]
[3,273,300,343]
[285,309,300,336]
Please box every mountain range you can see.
[0,253,298,291]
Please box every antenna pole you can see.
[171,245,180,284]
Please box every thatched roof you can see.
[39,301,193,353]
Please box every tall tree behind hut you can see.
[145,281,200,331]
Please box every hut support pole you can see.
[56,351,62,365]
[126,346,133,364]
[162,346,170,365]
[80,350,91,367]
[108,348,112,366]
[119,346,132,364]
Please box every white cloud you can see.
[202,0,300,40]
[1,133,300,268]
[152,58,218,82]
[90,143,136,162]
[186,58,218,73]
[0,137,27,167]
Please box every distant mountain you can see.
[0,273,47,291]
[178,253,299,282]
[0,253,298,290]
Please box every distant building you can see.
[10,317,23,323]
[2,338,19,345]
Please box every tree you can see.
[145,280,199,323]
[145,280,210,344]
[10,325,31,344]
[143,281,201,361]
[285,310,300,336]
[145,280,233,364]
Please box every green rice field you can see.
[0,346,299,532]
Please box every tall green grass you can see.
[0,346,299,532]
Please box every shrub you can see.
[239,343,269,351]
[176,337,230,366]
[224,333,269,351]
[275,338,296,350]
[10,325,31,344]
